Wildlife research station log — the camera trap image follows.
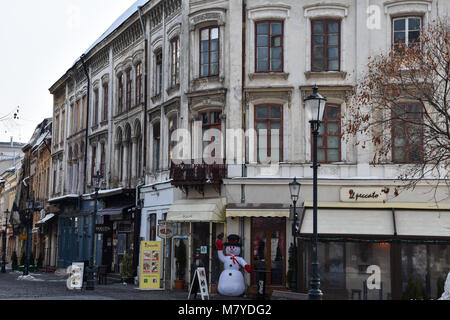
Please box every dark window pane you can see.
[408,18,421,31]
[328,34,338,46]
[256,107,268,119]
[327,21,339,33]
[312,59,324,72]
[201,52,209,64]
[271,36,282,47]
[327,136,339,149]
[409,31,420,44]
[257,61,268,72]
[271,23,282,35]
[318,149,325,162]
[271,59,282,71]
[327,149,339,162]
[257,47,268,60]
[327,123,339,135]
[327,106,340,119]
[394,148,406,162]
[313,46,324,59]
[257,23,269,35]
[212,112,222,124]
[394,19,406,31]
[317,137,323,148]
[313,35,324,45]
[394,32,406,44]
[210,52,219,63]
[257,35,268,47]
[211,39,219,51]
[271,47,282,60]
[313,21,324,34]
[201,65,209,77]
[328,60,339,71]
[328,47,339,59]
[210,63,219,75]
[201,113,208,124]
[408,104,422,116]
[201,40,209,52]
[271,106,281,119]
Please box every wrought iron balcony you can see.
[169,161,227,195]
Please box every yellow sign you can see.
[139,241,161,290]
[19,234,27,241]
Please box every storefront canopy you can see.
[226,209,290,218]
[97,205,134,216]
[167,198,226,223]
[35,213,55,225]
[300,208,395,236]
[395,210,450,237]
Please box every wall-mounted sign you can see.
[139,241,161,290]
[340,188,388,203]
[157,224,174,239]
[95,224,112,234]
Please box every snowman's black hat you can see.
[225,234,242,247]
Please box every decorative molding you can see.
[247,4,291,20]
[190,76,225,92]
[245,86,294,108]
[384,0,432,15]
[187,88,227,112]
[112,21,143,58]
[189,8,227,30]
[303,3,349,19]
[248,72,290,81]
[299,85,353,102]
[304,71,348,80]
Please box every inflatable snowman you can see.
[216,234,252,297]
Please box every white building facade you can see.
[49,0,450,299]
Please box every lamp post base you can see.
[308,288,323,300]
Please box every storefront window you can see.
[401,244,450,299]
[303,241,391,300]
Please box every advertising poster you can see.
[139,241,161,290]
[66,262,84,290]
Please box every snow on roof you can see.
[72,0,150,67]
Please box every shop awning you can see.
[167,198,226,223]
[300,208,395,236]
[97,205,134,216]
[35,213,55,225]
[395,210,450,237]
[226,209,290,218]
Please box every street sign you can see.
[157,224,174,239]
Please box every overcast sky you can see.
[0,0,137,144]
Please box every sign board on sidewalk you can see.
[188,267,209,300]
[139,241,161,290]
[66,262,84,290]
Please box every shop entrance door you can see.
[251,217,286,287]
[117,233,128,270]
[192,223,210,278]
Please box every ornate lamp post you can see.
[304,85,327,300]
[289,177,301,292]
[86,171,103,290]
[1,209,9,273]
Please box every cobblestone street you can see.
[0,269,249,301]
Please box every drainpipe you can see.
[241,0,247,178]
[138,6,148,178]
[80,54,91,196]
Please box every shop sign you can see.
[340,188,388,203]
[157,224,174,239]
[139,241,161,290]
[95,224,112,234]
[19,234,27,240]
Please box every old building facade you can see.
[48,0,450,299]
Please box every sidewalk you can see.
[0,270,251,300]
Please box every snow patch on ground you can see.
[17,275,44,281]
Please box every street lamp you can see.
[289,177,301,292]
[86,171,103,290]
[304,85,327,300]
[25,199,34,276]
[1,209,9,273]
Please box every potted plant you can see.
[174,239,187,290]
[120,253,135,284]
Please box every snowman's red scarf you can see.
[226,254,239,265]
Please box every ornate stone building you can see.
[49,0,450,299]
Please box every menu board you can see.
[139,241,161,290]
[66,262,84,290]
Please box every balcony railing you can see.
[169,161,227,195]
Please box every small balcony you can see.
[169,161,227,195]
